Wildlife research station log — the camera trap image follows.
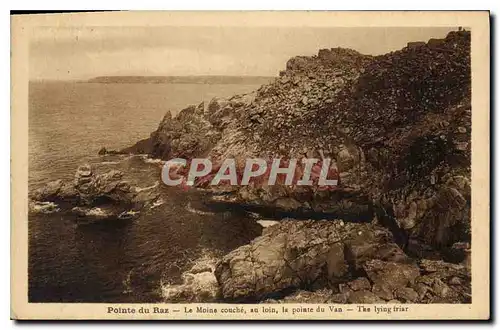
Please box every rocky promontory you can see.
[30,164,162,224]
[215,219,470,304]
[142,30,470,303]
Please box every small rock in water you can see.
[161,251,219,302]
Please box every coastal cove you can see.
[29,30,472,305]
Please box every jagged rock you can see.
[413,259,471,303]
[214,219,406,301]
[206,97,231,126]
[31,178,79,202]
[408,184,469,247]
[119,30,472,303]
[363,260,420,299]
[343,233,410,269]
[74,167,132,205]
[148,106,215,160]
[413,282,431,300]
[31,179,65,201]
[123,33,471,241]
[75,164,92,178]
[432,278,451,298]
[329,292,349,303]
[449,276,462,285]
[336,144,357,171]
[326,243,348,278]
[162,254,220,303]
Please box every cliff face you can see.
[207,48,373,160]
[122,30,472,303]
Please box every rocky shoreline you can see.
[32,30,472,303]
[30,163,162,224]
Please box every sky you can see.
[29,26,456,80]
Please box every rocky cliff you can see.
[87,30,472,303]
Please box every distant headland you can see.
[86,75,276,85]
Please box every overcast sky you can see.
[30,26,455,80]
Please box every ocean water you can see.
[28,81,264,302]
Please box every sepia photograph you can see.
[11,11,490,320]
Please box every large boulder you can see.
[214,219,407,301]
[413,259,471,303]
[30,164,160,221]
[161,253,220,302]
[214,215,471,303]
[149,105,216,160]
[73,166,132,205]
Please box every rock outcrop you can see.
[214,219,403,301]
[214,219,470,304]
[30,164,161,223]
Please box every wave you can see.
[139,155,166,166]
[185,202,215,216]
[160,250,219,302]
[118,210,141,220]
[86,207,109,217]
[72,206,113,218]
[95,153,134,165]
[98,161,121,165]
[210,194,238,202]
[246,211,260,219]
[122,269,134,294]
[246,211,279,228]
[29,201,60,214]
[257,220,280,228]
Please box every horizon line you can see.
[30,74,278,82]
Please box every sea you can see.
[28,81,265,302]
